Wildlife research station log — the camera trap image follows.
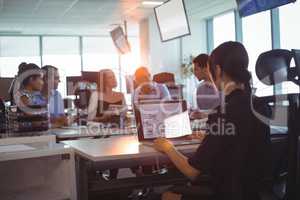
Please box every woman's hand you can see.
[154,138,175,154]
[187,131,206,141]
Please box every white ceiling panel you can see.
[0,0,233,35]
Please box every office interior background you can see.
[0,1,300,200]
[1,0,299,104]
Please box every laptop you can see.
[134,100,201,146]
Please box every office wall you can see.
[139,0,236,79]
[138,0,236,106]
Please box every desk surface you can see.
[0,142,71,162]
[63,135,199,162]
[51,126,137,140]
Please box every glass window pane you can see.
[213,12,236,48]
[82,37,119,72]
[279,1,300,94]
[42,37,81,97]
[242,11,273,97]
[82,36,140,93]
[0,36,40,77]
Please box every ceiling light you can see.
[142,1,164,6]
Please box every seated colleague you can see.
[88,69,126,126]
[41,65,68,128]
[15,63,46,107]
[190,54,220,119]
[154,42,271,200]
[133,67,171,104]
[87,69,126,180]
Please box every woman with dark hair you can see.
[15,62,46,107]
[190,54,220,119]
[154,42,271,200]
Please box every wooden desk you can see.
[63,135,199,200]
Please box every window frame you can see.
[0,34,140,96]
[206,7,287,95]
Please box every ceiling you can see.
[0,0,169,36]
[0,0,234,36]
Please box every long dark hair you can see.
[193,54,209,69]
[209,41,252,94]
[17,62,41,87]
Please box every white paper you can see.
[164,111,192,138]
[0,144,36,153]
[139,102,183,139]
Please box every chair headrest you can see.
[255,49,293,86]
[153,72,175,85]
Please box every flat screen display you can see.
[237,0,296,17]
[154,0,191,42]
[110,26,131,54]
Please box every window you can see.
[242,11,273,97]
[120,37,141,91]
[82,36,140,93]
[82,37,119,72]
[0,36,40,77]
[213,11,236,48]
[42,37,81,97]
[279,1,300,94]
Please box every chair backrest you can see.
[153,72,175,85]
[256,49,292,86]
[255,49,300,200]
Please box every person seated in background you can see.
[190,54,220,119]
[15,63,46,107]
[154,42,271,200]
[41,65,69,128]
[88,69,126,126]
[87,69,126,180]
[133,66,171,104]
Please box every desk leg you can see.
[76,155,89,200]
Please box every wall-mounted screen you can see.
[237,0,296,17]
[154,0,191,42]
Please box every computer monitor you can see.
[81,71,99,84]
[0,77,14,101]
[66,76,82,96]
[154,0,191,42]
[236,0,296,17]
[110,26,131,54]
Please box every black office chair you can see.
[254,49,300,200]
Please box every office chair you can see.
[254,49,300,200]
[153,72,175,86]
[153,72,184,100]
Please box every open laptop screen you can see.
[135,100,190,141]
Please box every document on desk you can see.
[0,144,36,153]
[164,111,192,138]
